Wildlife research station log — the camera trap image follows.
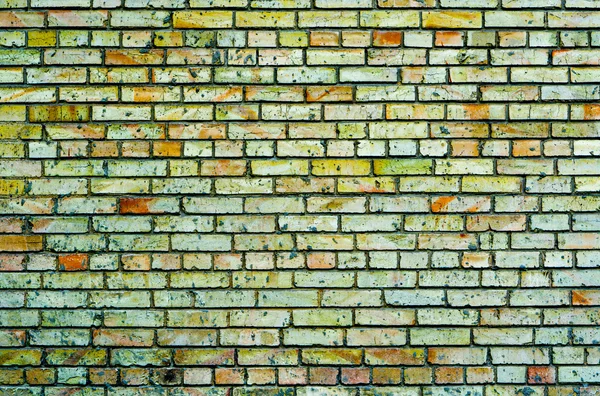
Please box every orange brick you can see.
[25,368,55,385]
[435,31,464,47]
[309,367,338,385]
[58,254,89,271]
[91,141,119,157]
[307,252,336,269]
[310,31,339,47]
[153,141,182,157]
[373,31,402,47]
[215,368,244,385]
[122,141,151,157]
[341,368,370,385]
[451,140,480,157]
[201,159,246,176]
[435,367,464,384]
[513,140,541,157]
[528,366,556,384]
[373,367,402,385]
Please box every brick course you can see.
[0,0,600,394]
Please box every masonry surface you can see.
[1,0,600,394]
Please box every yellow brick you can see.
[236,12,296,28]
[173,11,233,28]
[312,159,371,176]
[28,30,56,47]
[423,11,483,29]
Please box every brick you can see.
[299,11,358,28]
[360,11,419,28]
[302,349,362,365]
[0,0,598,391]
[49,10,107,27]
[0,50,40,66]
[0,236,42,252]
[0,11,44,27]
[307,49,364,66]
[423,11,482,29]
[0,350,42,366]
[237,12,295,28]
[238,348,297,366]
[374,159,432,175]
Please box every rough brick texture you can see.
[1,0,600,394]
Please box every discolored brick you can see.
[0,0,598,393]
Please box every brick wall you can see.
[0,0,599,394]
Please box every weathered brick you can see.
[1,0,598,391]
